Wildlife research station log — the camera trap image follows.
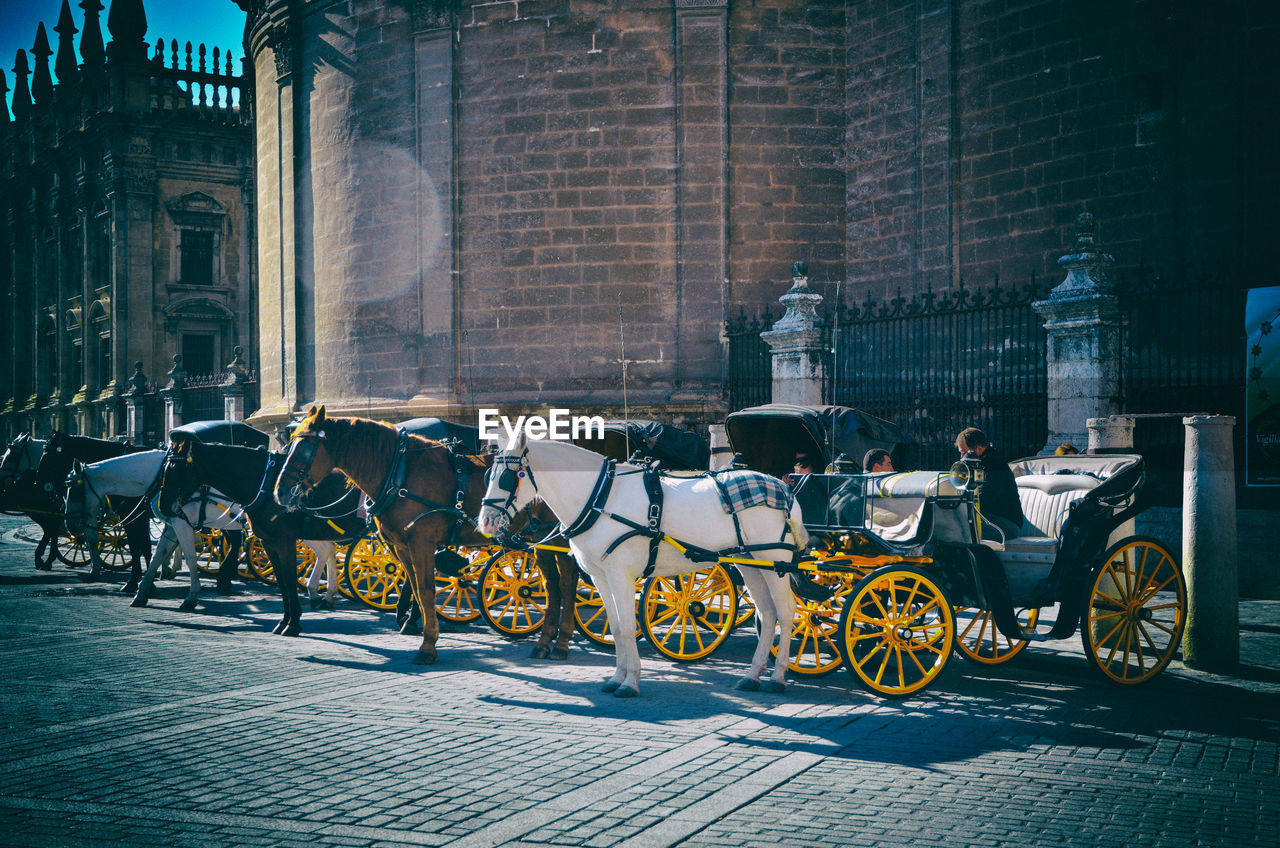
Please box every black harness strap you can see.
[559,459,616,539]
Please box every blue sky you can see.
[2,0,247,116]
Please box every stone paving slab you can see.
[1,516,1277,847]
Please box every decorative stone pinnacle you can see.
[164,353,187,391]
[1050,211,1114,297]
[125,361,148,395]
[763,259,824,338]
[222,345,249,387]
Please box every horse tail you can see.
[786,503,809,551]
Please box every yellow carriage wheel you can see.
[343,534,406,611]
[838,565,954,698]
[573,577,614,647]
[434,545,489,622]
[193,529,229,574]
[244,534,274,583]
[771,569,861,676]
[96,516,132,571]
[641,564,738,663]
[56,530,92,567]
[1081,537,1186,685]
[479,550,547,637]
[954,606,1039,665]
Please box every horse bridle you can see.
[481,448,534,524]
[279,430,322,500]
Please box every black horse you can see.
[0,434,66,570]
[32,432,153,590]
[157,440,364,636]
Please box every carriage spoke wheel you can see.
[641,564,738,663]
[573,577,614,648]
[243,534,268,581]
[342,534,406,611]
[480,550,547,637]
[55,531,92,567]
[772,570,860,676]
[281,542,318,590]
[954,606,1040,665]
[1082,537,1186,685]
[193,530,230,575]
[839,565,954,698]
[434,546,489,622]
[95,516,132,571]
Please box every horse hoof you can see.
[178,598,198,612]
[601,680,621,693]
[412,650,437,666]
[121,581,139,594]
[549,647,570,661]
[129,596,149,608]
[309,597,334,611]
[34,563,52,572]
[215,581,235,595]
[282,624,300,638]
[161,569,177,580]
[613,686,638,699]
[81,572,102,583]
[399,619,422,636]
[530,645,550,659]
[272,621,287,635]
[734,678,761,692]
[762,680,787,694]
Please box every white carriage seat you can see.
[982,473,1101,554]
[869,496,923,542]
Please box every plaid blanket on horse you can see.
[713,469,794,514]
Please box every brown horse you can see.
[275,406,492,664]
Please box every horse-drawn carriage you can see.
[725,404,1187,697]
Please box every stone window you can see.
[180,230,215,285]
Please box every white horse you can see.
[64,451,340,612]
[478,433,806,698]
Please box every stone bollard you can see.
[761,261,826,406]
[1087,415,1134,454]
[1181,415,1239,670]
[707,424,731,471]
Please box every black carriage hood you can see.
[168,420,271,449]
[724,404,914,477]
[396,418,481,453]
[573,420,710,470]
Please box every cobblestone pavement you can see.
[1,515,1277,847]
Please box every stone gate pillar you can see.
[1034,213,1122,454]
[161,355,186,440]
[123,362,148,443]
[760,262,826,406]
[222,346,249,422]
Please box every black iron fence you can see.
[828,279,1051,470]
[112,375,260,447]
[1116,267,1260,506]
[724,306,775,412]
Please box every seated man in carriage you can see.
[955,427,1023,542]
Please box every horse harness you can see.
[500,450,800,579]
[290,427,475,543]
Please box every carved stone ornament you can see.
[411,0,452,31]
[269,20,294,80]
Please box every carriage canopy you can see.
[168,420,271,449]
[572,420,710,470]
[396,418,481,453]
[724,404,914,477]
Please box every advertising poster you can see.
[1246,285,1280,485]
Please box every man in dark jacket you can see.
[955,427,1024,541]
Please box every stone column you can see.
[161,354,187,439]
[221,346,249,422]
[1182,415,1238,671]
[761,262,826,406]
[1033,213,1121,454]
[1087,414,1137,545]
[1087,414,1134,454]
[122,361,148,443]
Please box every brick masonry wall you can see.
[845,0,1280,299]
[728,0,846,310]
